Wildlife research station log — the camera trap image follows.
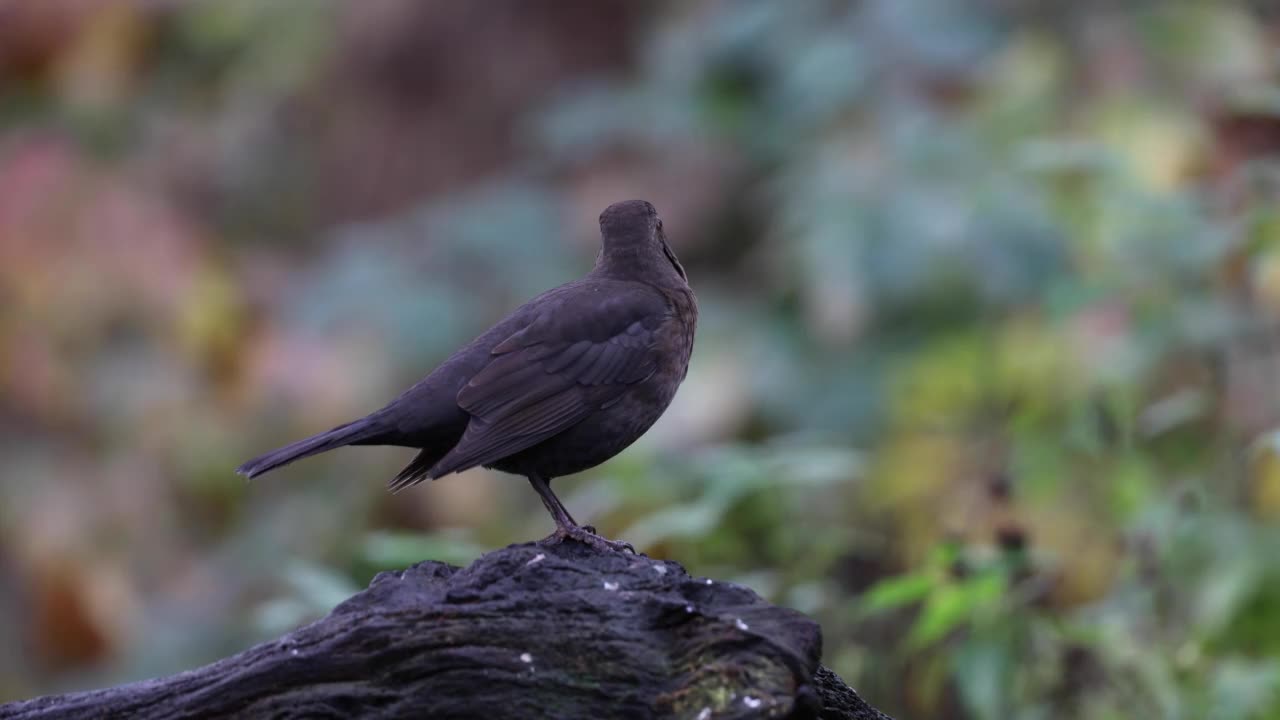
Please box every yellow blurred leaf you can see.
[1250,447,1280,522]
[1091,100,1203,191]
[177,265,246,376]
[889,334,982,428]
[55,1,149,111]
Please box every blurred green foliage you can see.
[4,1,1280,718]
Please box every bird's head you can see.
[596,200,687,284]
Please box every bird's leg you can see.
[528,473,579,529]
[527,474,635,554]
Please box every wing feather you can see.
[427,285,666,478]
[544,339,593,373]
[430,391,589,475]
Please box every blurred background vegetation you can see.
[4,1,1280,717]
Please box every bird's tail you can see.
[236,417,385,479]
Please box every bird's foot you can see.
[538,525,636,554]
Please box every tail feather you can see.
[236,418,384,479]
[387,449,437,494]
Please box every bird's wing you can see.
[427,284,666,478]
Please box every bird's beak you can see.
[661,237,687,280]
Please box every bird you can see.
[237,199,697,552]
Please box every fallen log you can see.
[1,541,892,719]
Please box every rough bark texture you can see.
[0,541,892,720]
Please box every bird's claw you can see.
[538,525,636,554]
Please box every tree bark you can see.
[0,541,893,720]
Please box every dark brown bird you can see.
[237,200,697,551]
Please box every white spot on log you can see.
[696,708,712,720]
[743,696,762,709]
[290,649,299,656]
[604,581,619,591]
[520,652,533,663]
[526,554,545,566]
[685,604,695,613]
[735,618,749,631]
[704,578,713,585]
[652,564,668,575]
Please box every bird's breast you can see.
[657,284,697,378]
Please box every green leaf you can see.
[860,572,935,613]
[909,573,1005,647]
